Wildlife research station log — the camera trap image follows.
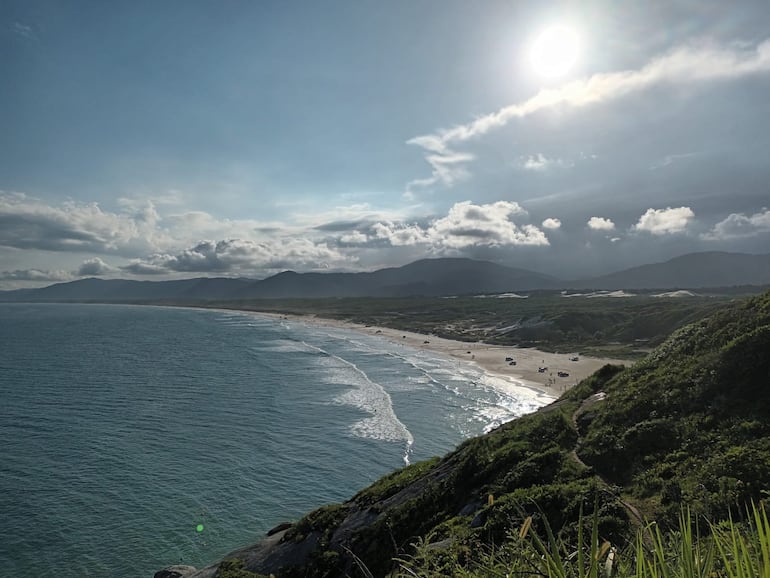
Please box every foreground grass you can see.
[393,504,770,578]
[216,504,770,577]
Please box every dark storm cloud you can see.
[0,213,104,252]
[0,193,156,256]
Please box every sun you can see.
[529,24,580,79]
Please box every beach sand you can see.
[248,311,629,400]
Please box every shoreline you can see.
[234,309,629,400]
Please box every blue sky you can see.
[2,0,770,288]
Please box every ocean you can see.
[0,303,551,577]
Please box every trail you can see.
[568,393,647,531]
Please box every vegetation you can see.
[208,293,734,358]
[208,291,770,577]
[215,559,265,577]
[396,504,770,577]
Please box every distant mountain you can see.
[574,251,770,290]
[1,253,768,302]
[0,277,251,302]
[0,258,558,302]
[237,258,559,298]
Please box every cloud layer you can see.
[1,191,768,288]
[407,39,770,190]
[703,209,770,240]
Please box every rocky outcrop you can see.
[153,565,197,578]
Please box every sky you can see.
[2,0,770,289]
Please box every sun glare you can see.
[529,24,580,79]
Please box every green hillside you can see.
[213,293,732,359]
[172,292,770,578]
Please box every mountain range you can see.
[2,251,769,302]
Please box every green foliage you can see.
[577,291,770,525]
[353,457,440,508]
[283,503,349,544]
[482,481,627,546]
[215,558,266,578]
[395,504,770,578]
[210,293,733,358]
[565,363,626,402]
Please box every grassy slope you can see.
[214,291,770,577]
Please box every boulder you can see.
[154,565,197,578]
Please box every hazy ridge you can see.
[2,251,769,302]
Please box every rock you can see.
[425,537,454,551]
[458,501,481,517]
[266,521,293,536]
[470,510,487,528]
[154,565,197,578]
[204,528,320,576]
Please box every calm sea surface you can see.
[0,303,551,577]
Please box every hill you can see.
[160,291,770,577]
[2,252,768,303]
[0,258,558,301]
[0,277,252,302]
[240,258,558,298]
[574,251,770,289]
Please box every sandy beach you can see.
[246,310,629,400]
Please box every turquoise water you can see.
[0,303,551,577]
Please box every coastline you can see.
[237,310,629,400]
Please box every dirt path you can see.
[568,394,647,530]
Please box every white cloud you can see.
[0,191,170,254]
[702,208,770,240]
[542,218,562,229]
[374,201,548,249]
[372,222,431,246]
[650,152,698,170]
[121,261,169,275]
[522,154,573,171]
[634,206,695,235]
[162,210,291,245]
[408,39,770,189]
[523,154,549,170]
[339,231,369,244]
[0,191,354,267]
[0,268,72,282]
[587,217,616,231]
[77,257,115,276]
[431,201,544,248]
[126,238,354,276]
[404,149,474,193]
[13,22,34,39]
